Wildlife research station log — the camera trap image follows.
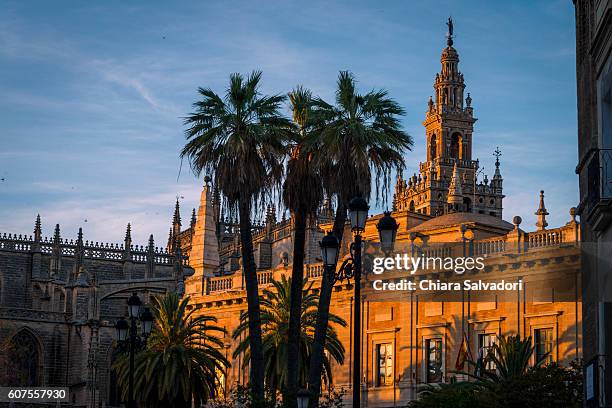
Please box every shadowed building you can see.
[0,221,192,407]
[573,0,612,406]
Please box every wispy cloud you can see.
[0,0,579,242]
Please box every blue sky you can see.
[0,0,577,245]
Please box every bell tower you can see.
[423,17,477,191]
[393,18,504,218]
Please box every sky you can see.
[0,0,578,245]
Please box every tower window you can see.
[450,133,462,160]
[430,134,437,160]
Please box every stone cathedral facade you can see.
[0,25,582,408]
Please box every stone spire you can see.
[72,228,85,281]
[34,214,42,242]
[535,190,549,230]
[146,234,155,278]
[123,223,132,261]
[491,147,503,191]
[172,198,182,236]
[190,208,197,230]
[51,224,62,278]
[124,223,132,244]
[447,162,463,209]
[186,179,220,296]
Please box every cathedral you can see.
[0,25,582,408]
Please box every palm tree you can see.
[113,293,229,408]
[181,71,292,400]
[283,86,324,404]
[464,335,550,387]
[233,276,346,394]
[306,71,413,401]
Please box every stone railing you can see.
[208,275,234,292]
[473,236,506,256]
[306,263,325,278]
[202,222,579,296]
[206,270,277,294]
[0,232,183,266]
[257,270,272,285]
[527,229,565,249]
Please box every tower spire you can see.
[124,223,132,243]
[535,190,549,230]
[51,224,62,278]
[493,146,502,177]
[447,162,464,212]
[173,198,182,229]
[123,223,133,262]
[34,214,42,242]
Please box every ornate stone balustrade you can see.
[473,237,506,256]
[0,232,182,266]
[204,222,579,296]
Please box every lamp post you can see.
[319,197,398,408]
[114,293,154,408]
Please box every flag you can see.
[455,333,472,371]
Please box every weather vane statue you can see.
[494,146,502,168]
[447,16,454,46]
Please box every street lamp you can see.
[115,292,154,408]
[377,211,399,253]
[296,388,310,408]
[348,196,369,232]
[318,197,398,408]
[140,307,154,337]
[127,292,142,319]
[320,232,340,268]
[115,318,129,342]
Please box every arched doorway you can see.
[3,329,41,386]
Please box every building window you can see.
[376,343,393,386]
[426,338,443,383]
[534,328,554,365]
[478,333,496,371]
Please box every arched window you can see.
[430,134,437,161]
[463,197,472,213]
[3,329,41,386]
[409,201,415,212]
[450,133,462,160]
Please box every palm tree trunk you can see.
[286,209,308,405]
[307,203,346,404]
[238,196,265,402]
